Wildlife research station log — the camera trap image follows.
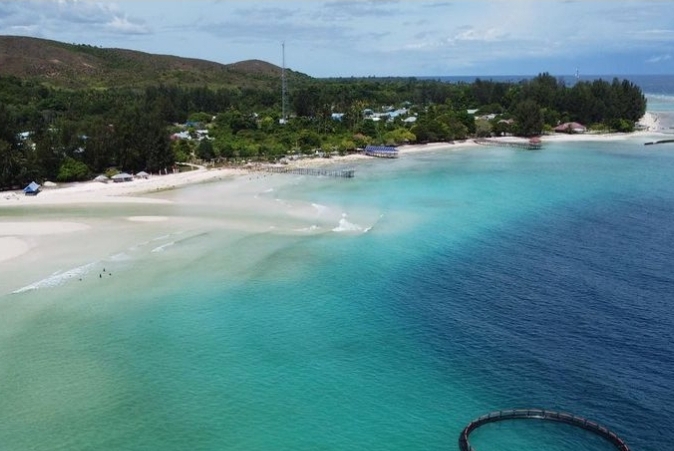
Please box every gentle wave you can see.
[149,232,207,253]
[363,214,384,233]
[13,262,99,293]
[646,93,674,103]
[295,225,321,232]
[14,231,194,293]
[151,242,175,253]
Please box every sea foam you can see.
[332,214,363,232]
[151,242,175,253]
[12,261,99,293]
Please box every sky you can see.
[1,0,673,78]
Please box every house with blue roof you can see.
[23,181,41,196]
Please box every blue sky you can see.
[1,0,673,77]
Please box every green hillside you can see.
[0,35,309,89]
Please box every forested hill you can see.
[0,35,309,89]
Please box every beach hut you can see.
[94,174,109,183]
[554,122,587,134]
[23,181,41,196]
[111,172,133,183]
[135,171,150,179]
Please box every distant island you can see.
[0,35,646,190]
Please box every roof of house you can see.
[554,122,586,132]
[23,181,40,193]
[365,145,397,152]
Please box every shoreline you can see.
[0,165,249,207]
[1,117,668,209]
[0,128,667,211]
[0,123,669,269]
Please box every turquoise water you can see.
[2,138,673,450]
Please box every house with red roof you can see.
[554,122,587,134]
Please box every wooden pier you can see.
[264,166,355,178]
[364,145,399,158]
[459,409,630,451]
[645,139,674,146]
[475,138,542,150]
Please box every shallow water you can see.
[1,137,672,450]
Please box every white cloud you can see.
[2,1,674,76]
[633,29,674,41]
[450,27,508,43]
[0,0,149,37]
[320,0,401,19]
[105,15,150,35]
[646,54,672,64]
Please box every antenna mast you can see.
[281,41,288,124]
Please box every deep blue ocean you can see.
[1,76,674,451]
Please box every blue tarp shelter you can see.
[23,181,41,196]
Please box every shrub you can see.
[56,157,90,182]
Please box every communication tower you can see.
[281,42,288,124]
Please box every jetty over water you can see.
[458,409,630,451]
[365,145,399,158]
[475,138,542,150]
[264,166,355,178]
[644,139,674,146]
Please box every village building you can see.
[23,181,41,196]
[111,172,133,183]
[554,122,587,134]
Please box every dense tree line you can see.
[0,73,645,189]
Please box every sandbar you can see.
[0,237,30,263]
[0,221,91,236]
[127,216,169,222]
[0,221,91,265]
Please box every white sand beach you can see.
[0,162,364,292]
[0,118,666,292]
[0,166,248,208]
